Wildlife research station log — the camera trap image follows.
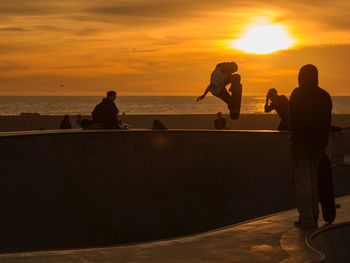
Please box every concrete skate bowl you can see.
[307,222,350,263]
[0,130,344,253]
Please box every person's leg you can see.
[216,85,242,120]
[278,121,283,131]
[216,88,233,105]
[310,146,323,222]
[217,88,240,119]
[278,120,289,131]
[291,142,315,226]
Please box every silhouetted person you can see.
[214,112,227,129]
[264,88,289,131]
[317,124,343,225]
[289,64,332,228]
[329,125,342,132]
[153,119,167,130]
[75,114,82,128]
[92,91,121,129]
[59,115,72,129]
[197,62,242,119]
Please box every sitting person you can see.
[153,119,167,130]
[91,91,122,129]
[214,112,227,129]
[59,114,72,129]
[74,114,82,128]
[264,88,289,131]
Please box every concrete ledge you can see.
[0,128,288,137]
[0,130,346,253]
[0,130,295,252]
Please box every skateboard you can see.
[318,153,336,224]
[229,83,242,120]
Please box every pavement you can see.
[0,196,349,263]
[308,216,350,263]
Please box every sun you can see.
[231,20,296,54]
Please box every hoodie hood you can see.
[298,64,319,88]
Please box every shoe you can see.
[229,110,239,120]
[294,221,318,229]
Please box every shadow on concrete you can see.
[307,221,350,263]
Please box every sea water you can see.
[0,96,349,115]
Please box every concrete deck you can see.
[308,218,350,263]
[0,196,349,263]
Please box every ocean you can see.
[0,96,349,115]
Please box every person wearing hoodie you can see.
[289,64,332,228]
[92,90,121,129]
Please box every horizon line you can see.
[0,94,350,97]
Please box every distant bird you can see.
[60,84,64,88]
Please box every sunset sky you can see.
[0,0,349,96]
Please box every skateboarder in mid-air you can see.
[197,62,243,119]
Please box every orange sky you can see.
[0,0,349,96]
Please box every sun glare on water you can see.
[231,20,296,54]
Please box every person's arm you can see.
[112,104,119,123]
[116,106,120,119]
[264,93,271,112]
[103,103,119,128]
[264,101,275,113]
[214,119,219,129]
[197,84,212,101]
[289,89,299,133]
[323,93,333,133]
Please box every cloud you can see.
[0,27,31,32]
[132,48,162,53]
[0,0,59,16]
[0,0,348,31]
[74,28,102,36]
[50,64,107,70]
[0,0,349,95]
[86,0,200,18]
[0,61,30,72]
[34,25,68,32]
[0,43,22,52]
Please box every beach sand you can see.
[1,114,350,131]
[1,114,349,153]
